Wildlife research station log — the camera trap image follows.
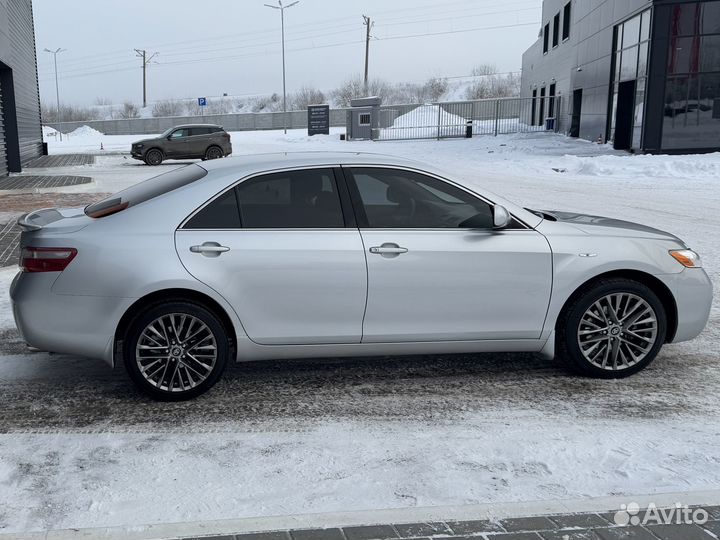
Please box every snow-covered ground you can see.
[1,130,719,533]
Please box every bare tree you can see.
[152,99,184,117]
[331,76,393,107]
[423,77,449,101]
[472,63,499,76]
[291,86,326,110]
[94,97,113,106]
[116,101,140,119]
[41,102,100,122]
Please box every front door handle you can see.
[369,243,408,257]
[190,242,230,258]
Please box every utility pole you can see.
[43,47,66,141]
[363,15,373,95]
[264,0,300,135]
[134,49,158,109]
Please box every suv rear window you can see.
[85,165,208,218]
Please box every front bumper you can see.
[658,268,713,343]
[10,271,133,365]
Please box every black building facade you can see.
[522,0,720,153]
[0,0,43,177]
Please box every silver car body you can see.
[10,152,713,367]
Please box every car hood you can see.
[132,138,159,146]
[541,210,684,243]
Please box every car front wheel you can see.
[123,301,229,400]
[557,278,667,378]
[144,149,163,166]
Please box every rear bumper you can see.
[10,271,132,365]
[658,268,713,343]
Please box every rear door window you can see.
[184,189,241,229]
[237,168,345,228]
[190,127,211,136]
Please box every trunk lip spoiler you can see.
[17,208,55,232]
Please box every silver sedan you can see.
[10,153,712,400]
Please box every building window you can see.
[553,13,560,48]
[562,2,571,41]
[609,9,653,147]
[549,83,557,117]
[543,23,550,53]
[359,113,371,126]
[662,1,720,150]
[531,89,537,125]
[539,87,546,125]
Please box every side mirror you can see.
[493,205,512,229]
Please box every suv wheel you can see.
[144,149,163,166]
[123,301,229,400]
[557,278,666,378]
[205,146,224,160]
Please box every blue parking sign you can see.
[198,97,207,107]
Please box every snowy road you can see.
[0,131,719,533]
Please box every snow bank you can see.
[562,152,720,179]
[380,105,470,139]
[42,125,59,138]
[0,267,18,331]
[67,125,104,138]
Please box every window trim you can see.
[342,165,531,231]
[178,165,356,231]
[562,1,571,42]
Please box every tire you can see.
[205,146,224,160]
[123,301,229,400]
[144,148,164,166]
[556,278,666,378]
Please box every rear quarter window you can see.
[85,165,208,218]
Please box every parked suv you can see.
[131,124,232,166]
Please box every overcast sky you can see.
[33,0,543,107]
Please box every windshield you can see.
[85,164,207,218]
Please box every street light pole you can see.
[44,47,66,141]
[264,0,299,135]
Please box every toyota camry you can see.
[10,153,712,400]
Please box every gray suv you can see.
[131,124,233,166]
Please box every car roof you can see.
[198,151,430,174]
[172,124,223,129]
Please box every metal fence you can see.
[374,97,562,141]
[47,108,351,136]
[45,97,562,141]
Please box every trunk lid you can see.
[17,207,93,235]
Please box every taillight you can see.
[20,247,78,273]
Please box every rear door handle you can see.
[190,242,230,257]
[369,243,408,256]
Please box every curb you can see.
[3,489,720,540]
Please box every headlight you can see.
[134,144,143,149]
[670,249,702,268]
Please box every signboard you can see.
[308,104,330,136]
[198,97,207,107]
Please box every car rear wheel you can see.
[205,146,224,160]
[144,149,163,166]
[123,301,229,400]
[557,278,666,378]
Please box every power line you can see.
[37,1,538,74]
[38,20,538,83]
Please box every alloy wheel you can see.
[206,147,222,160]
[577,293,658,371]
[135,313,218,392]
